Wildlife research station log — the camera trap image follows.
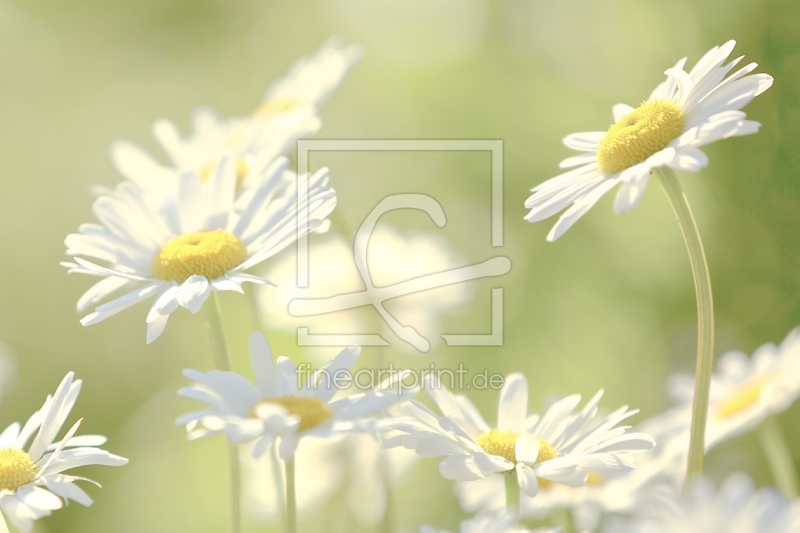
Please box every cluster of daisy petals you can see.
[1,36,792,533]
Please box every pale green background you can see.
[0,0,798,531]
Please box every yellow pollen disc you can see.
[254,396,333,432]
[254,97,298,117]
[716,376,770,418]
[0,449,37,492]
[475,429,559,469]
[597,99,685,175]
[152,229,247,283]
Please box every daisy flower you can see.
[456,407,689,531]
[420,509,560,533]
[177,331,416,460]
[255,37,363,117]
[524,40,773,241]
[666,326,800,449]
[257,226,473,355]
[62,156,336,343]
[383,374,655,498]
[243,433,417,525]
[0,372,127,532]
[110,39,360,197]
[606,472,800,533]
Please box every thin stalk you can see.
[655,167,715,489]
[205,293,241,533]
[285,459,297,533]
[504,473,520,518]
[758,417,799,498]
[271,445,287,531]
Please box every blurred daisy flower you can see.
[109,38,360,196]
[666,327,800,449]
[0,372,127,532]
[256,37,362,117]
[606,472,800,533]
[63,157,336,343]
[525,40,773,241]
[177,331,416,460]
[256,226,473,355]
[243,433,417,526]
[383,374,655,498]
[420,509,560,533]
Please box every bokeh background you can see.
[1,0,799,531]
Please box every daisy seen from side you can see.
[666,326,800,449]
[524,40,773,241]
[110,38,360,198]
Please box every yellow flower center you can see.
[597,99,686,175]
[254,97,299,117]
[716,376,771,418]
[253,396,333,432]
[0,448,37,491]
[475,429,558,466]
[152,229,247,283]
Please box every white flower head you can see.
[257,37,363,117]
[0,373,127,532]
[420,508,560,533]
[607,472,800,533]
[177,331,417,460]
[525,40,773,241]
[111,107,320,197]
[257,226,473,355]
[107,39,360,199]
[667,326,800,450]
[63,157,337,343]
[383,374,655,499]
[243,432,417,525]
[457,403,689,531]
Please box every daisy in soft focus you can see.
[665,326,800,449]
[257,226,473,355]
[109,38,360,196]
[62,157,336,343]
[177,331,417,460]
[243,433,417,525]
[524,40,773,241]
[383,374,655,499]
[606,472,800,533]
[420,509,560,533]
[0,372,127,532]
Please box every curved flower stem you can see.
[285,459,298,533]
[758,417,799,498]
[205,293,241,533]
[504,473,520,518]
[655,167,715,489]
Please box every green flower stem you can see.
[285,459,298,533]
[205,293,241,533]
[271,446,287,532]
[758,417,799,498]
[504,473,520,518]
[655,167,715,489]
